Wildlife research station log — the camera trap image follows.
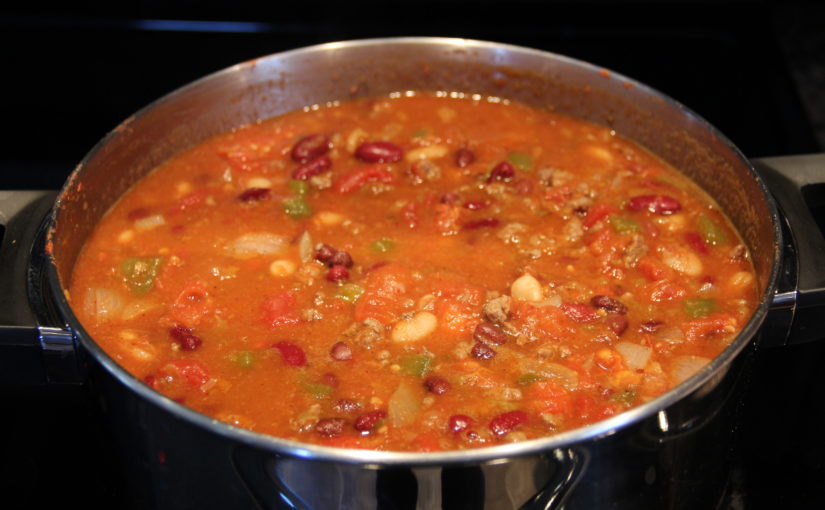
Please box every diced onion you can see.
[134,214,166,231]
[670,355,711,385]
[84,288,124,322]
[388,380,420,427]
[298,231,313,264]
[533,362,579,389]
[230,233,287,258]
[615,341,652,371]
[121,300,158,321]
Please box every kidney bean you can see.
[471,342,496,360]
[292,155,332,180]
[334,399,362,414]
[273,341,307,367]
[327,265,349,282]
[473,322,508,345]
[169,324,202,351]
[639,320,664,333]
[590,295,628,314]
[315,244,337,264]
[607,315,629,336]
[455,148,476,167]
[329,250,353,268]
[462,218,500,230]
[627,194,682,215]
[291,133,331,163]
[424,376,451,395]
[354,410,387,432]
[448,414,474,433]
[238,187,271,201]
[355,141,403,163]
[315,417,346,437]
[489,410,528,438]
[330,341,353,361]
[487,161,515,183]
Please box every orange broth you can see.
[70,93,758,451]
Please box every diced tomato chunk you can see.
[637,257,667,282]
[354,264,413,324]
[171,281,213,328]
[334,165,394,193]
[261,291,301,327]
[159,359,211,388]
[582,203,615,228]
[561,303,600,323]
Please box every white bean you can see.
[391,312,437,342]
[269,259,297,277]
[511,273,544,302]
[404,145,448,162]
[247,177,272,189]
[661,247,703,276]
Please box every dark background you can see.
[2,1,824,508]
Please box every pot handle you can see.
[753,154,825,346]
[0,190,80,385]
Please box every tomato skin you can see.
[582,203,615,228]
[273,341,307,367]
[334,165,394,193]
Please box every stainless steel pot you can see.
[3,37,825,509]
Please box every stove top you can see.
[2,2,824,508]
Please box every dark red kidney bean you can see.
[639,320,664,333]
[627,194,682,215]
[489,410,528,438]
[330,341,353,361]
[463,200,488,210]
[424,376,451,395]
[238,187,271,201]
[355,141,403,163]
[273,341,307,367]
[590,295,628,314]
[448,414,474,433]
[315,417,346,437]
[440,192,461,204]
[291,133,331,163]
[607,315,629,336]
[487,161,515,183]
[354,410,387,432]
[334,399,362,414]
[329,250,353,268]
[473,322,508,345]
[292,155,332,180]
[315,244,337,264]
[471,342,496,360]
[169,325,202,351]
[462,218,500,231]
[127,207,151,221]
[455,148,476,167]
[327,265,349,282]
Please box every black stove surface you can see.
[2,1,824,508]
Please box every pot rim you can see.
[46,36,782,466]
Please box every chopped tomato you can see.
[334,165,394,193]
[582,203,615,228]
[354,264,413,324]
[261,291,301,327]
[684,313,736,342]
[171,281,213,328]
[637,257,668,281]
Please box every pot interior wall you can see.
[49,39,776,299]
